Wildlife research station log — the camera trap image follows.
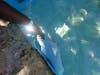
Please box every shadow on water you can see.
[22,0,100,75]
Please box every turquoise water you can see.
[21,0,100,75]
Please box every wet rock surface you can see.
[0,24,54,75]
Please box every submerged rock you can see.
[0,24,54,75]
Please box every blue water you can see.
[9,0,100,75]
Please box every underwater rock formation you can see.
[0,24,54,75]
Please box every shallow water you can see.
[19,0,100,75]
